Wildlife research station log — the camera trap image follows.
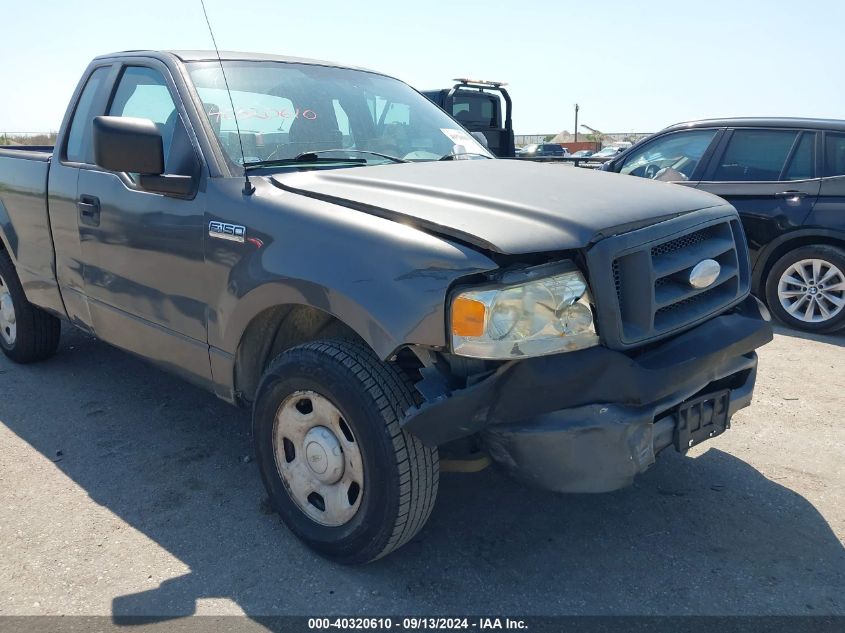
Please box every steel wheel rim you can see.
[0,273,16,346]
[778,258,845,323]
[272,390,364,527]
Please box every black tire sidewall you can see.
[765,245,845,333]
[253,348,403,563]
[0,251,25,356]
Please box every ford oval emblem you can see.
[689,259,721,289]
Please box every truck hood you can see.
[270,160,730,254]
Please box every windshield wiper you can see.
[244,155,367,170]
[294,149,409,164]
[439,152,494,161]
[244,154,367,170]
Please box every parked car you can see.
[603,118,845,333]
[571,149,595,158]
[520,143,569,157]
[0,51,771,563]
[592,146,625,158]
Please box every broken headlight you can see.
[450,266,599,359]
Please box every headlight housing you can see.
[450,265,599,359]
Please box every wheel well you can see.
[756,234,845,295]
[234,305,364,405]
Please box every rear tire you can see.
[252,339,438,564]
[764,245,845,333]
[0,250,61,363]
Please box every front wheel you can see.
[252,339,438,564]
[765,245,845,333]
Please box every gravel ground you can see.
[0,323,842,617]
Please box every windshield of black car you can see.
[187,61,492,167]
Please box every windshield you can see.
[187,61,492,167]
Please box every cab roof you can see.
[93,50,380,75]
[663,117,845,132]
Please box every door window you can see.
[783,133,815,181]
[65,67,110,164]
[824,133,845,177]
[108,67,180,173]
[712,129,797,181]
[618,130,717,181]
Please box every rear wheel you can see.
[252,339,438,564]
[0,250,61,363]
[765,245,845,333]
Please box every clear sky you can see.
[1,0,842,135]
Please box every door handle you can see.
[774,190,809,199]
[78,195,101,226]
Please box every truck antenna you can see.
[199,0,255,196]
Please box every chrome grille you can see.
[587,209,751,349]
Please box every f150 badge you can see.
[209,221,246,243]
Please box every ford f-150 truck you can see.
[0,50,772,563]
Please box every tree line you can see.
[1,133,59,146]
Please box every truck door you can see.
[804,131,845,234]
[696,129,820,267]
[47,64,115,331]
[75,62,212,387]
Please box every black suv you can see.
[603,118,845,333]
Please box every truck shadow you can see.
[0,326,842,618]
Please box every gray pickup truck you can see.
[0,50,772,563]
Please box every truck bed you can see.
[0,146,54,161]
[0,147,60,312]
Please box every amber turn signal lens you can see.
[452,297,486,337]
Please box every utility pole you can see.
[574,104,579,143]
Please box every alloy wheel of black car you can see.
[252,339,438,564]
[765,245,845,333]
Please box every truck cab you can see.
[423,79,515,158]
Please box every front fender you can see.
[207,177,498,360]
[220,279,396,359]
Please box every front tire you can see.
[253,339,438,564]
[0,250,61,363]
[765,245,845,333]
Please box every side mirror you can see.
[471,131,489,148]
[92,116,194,197]
[93,116,164,174]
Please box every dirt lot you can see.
[0,323,842,617]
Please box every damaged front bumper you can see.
[402,296,773,493]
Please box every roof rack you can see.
[452,78,508,89]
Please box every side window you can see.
[65,67,110,164]
[619,129,717,181]
[824,133,845,178]
[108,67,180,175]
[784,133,815,181]
[332,100,353,147]
[712,129,797,182]
[383,102,410,126]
